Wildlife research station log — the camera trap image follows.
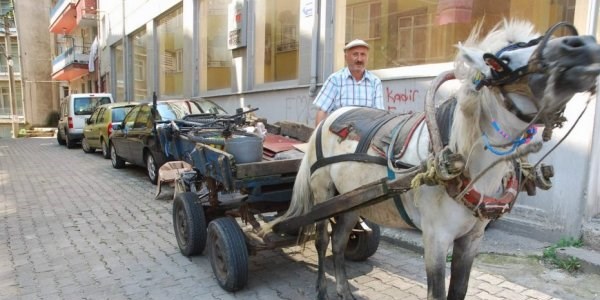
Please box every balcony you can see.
[76,0,98,28]
[49,0,77,34]
[49,0,98,34]
[51,45,90,81]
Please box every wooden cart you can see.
[157,112,418,292]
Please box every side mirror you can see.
[85,117,91,125]
[114,123,123,131]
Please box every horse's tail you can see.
[261,149,314,234]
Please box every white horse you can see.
[265,20,600,300]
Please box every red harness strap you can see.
[457,176,519,219]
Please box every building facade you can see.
[48,0,99,98]
[0,0,23,137]
[53,0,600,240]
[12,0,60,133]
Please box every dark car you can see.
[109,98,228,184]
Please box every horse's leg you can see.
[422,229,453,300]
[315,219,330,300]
[331,211,359,300]
[447,224,486,300]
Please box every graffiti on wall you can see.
[382,77,457,114]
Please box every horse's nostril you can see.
[563,37,585,48]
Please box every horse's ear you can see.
[457,43,490,75]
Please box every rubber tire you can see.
[101,139,110,159]
[82,137,96,153]
[65,132,76,149]
[207,217,249,292]
[110,142,126,169]
[345,219,381,262]
[57,129,66,145]
[146,152,158,185]
[173,192,207,256]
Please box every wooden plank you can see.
[236,158,302,178]
[276,121,314,142]
[273,168,421,233]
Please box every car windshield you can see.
[190,100,228,115]
[111,106,133,123]
[156,100,228,121]
[74,97,112,115]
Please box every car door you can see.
[112,105,140,162]
[86,107,103,148]
[127,104,153,166]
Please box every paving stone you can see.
[2,138,600,300]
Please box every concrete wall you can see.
[14,0,59,127]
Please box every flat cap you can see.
[344,39,369,50]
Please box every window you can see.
[342,0,578,70]
[73,97,111,115]
[111,107,132,123]
[113,42,125,101]
[346,2,381,41]
[255,0,299,83]
[123,106,140,130]
[201,0,232,91]
[91,108,104,124]
[131,28,148,101]
[134,105,152,129]
[157,6,184,97]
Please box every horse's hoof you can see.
[317,290,328,300]
[337,292,356,300]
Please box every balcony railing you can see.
[52,45,91,74]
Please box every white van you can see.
[57,93,115,148]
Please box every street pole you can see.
[4,15,17,138]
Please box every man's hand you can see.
[316,110,328,126]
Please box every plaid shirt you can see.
[313,67,384,113]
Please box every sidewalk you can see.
[381,221,600,276]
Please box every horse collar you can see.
[447,175,519,219]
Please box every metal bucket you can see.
[224,133,263,163]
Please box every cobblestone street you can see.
[1,137,599,300]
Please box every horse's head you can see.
[457,20,600,140]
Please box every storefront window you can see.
[255,0,299,84]
[201,0,232,91]
[157,6,184,97]
[113,42,125,102]
[344,0,576,70]
[131,28,148,101]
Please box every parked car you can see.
[57,93,115,148]
[109,98,228,184]
[82,102,137,158]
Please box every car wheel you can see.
[173,192,207,256]
[82,137,95,153]
[65,133,75,149]
[146,152,158,185]
[101,139,110,159]
[345,219,381,261]
[110,142,125,169]
[56,129,66,146]
[207,217,249,292]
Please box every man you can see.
[313,39,384,126]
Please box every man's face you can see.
[344,46,369,74]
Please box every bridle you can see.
[474,22,581,150]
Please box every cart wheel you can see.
[173,192,207,256]
[345,219,380,261]
[207,217,248,292]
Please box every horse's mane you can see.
[450,19,539,156]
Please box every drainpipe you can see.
[308,0,320,97]
[585,0,600,220]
